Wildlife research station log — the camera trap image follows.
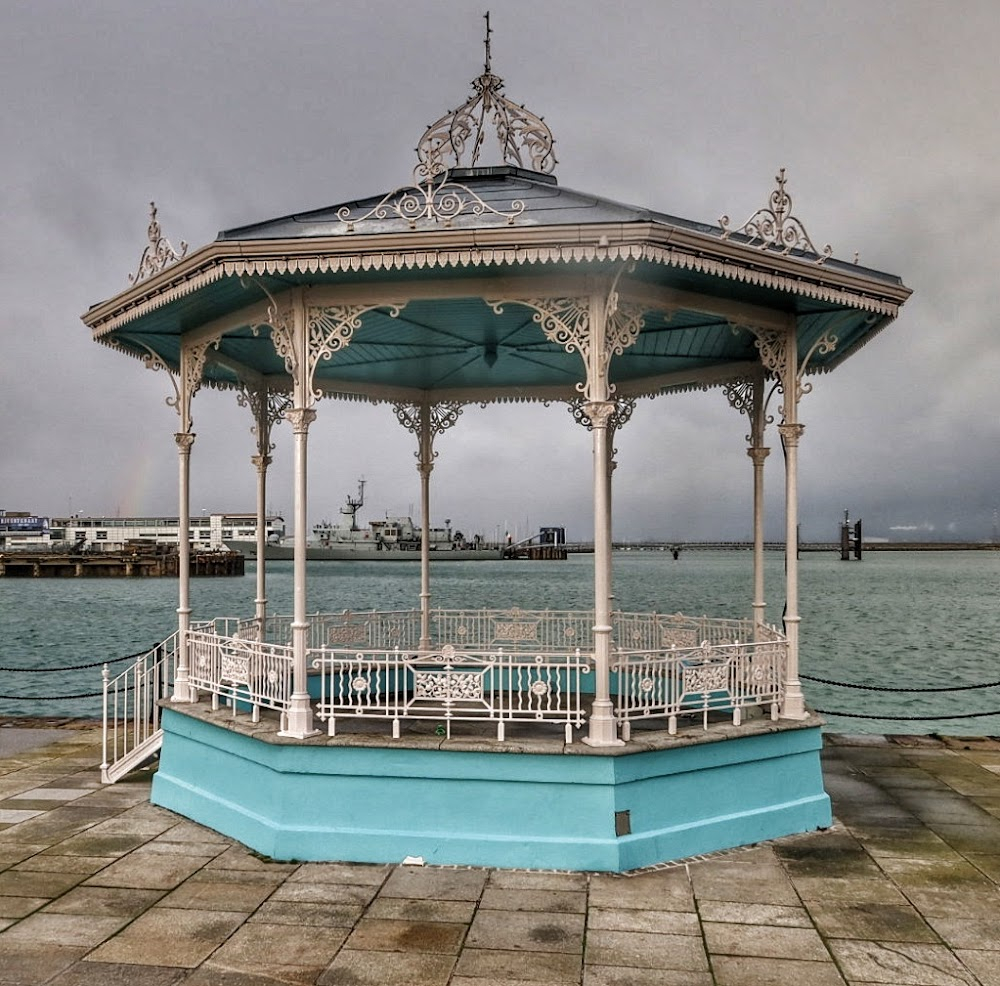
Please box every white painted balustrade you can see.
[612,623,786,738]
[102,609,788,772]
[312,644,590,741]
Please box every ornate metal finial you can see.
[129,202,188,284]
[719,168,832,264]
[415,13,556,181]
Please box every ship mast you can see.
[339,478,366,531]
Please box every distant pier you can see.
[0,543,244,578]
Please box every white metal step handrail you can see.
[101,634,177,783]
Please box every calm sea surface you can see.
[2,550,999,734]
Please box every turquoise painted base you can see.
[151,708,831,872]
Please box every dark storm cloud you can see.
[2,0,998,542]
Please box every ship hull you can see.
[234,541,505,562]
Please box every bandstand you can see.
[86,32,911,871]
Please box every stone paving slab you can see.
[3,728,1000,984]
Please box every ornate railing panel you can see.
[257,608,760,654]
[187,629,294,723]
[612,633,785,737]
[312,644,590,742]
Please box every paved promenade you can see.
[1,724,999,985]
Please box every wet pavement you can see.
[1,725,999,985]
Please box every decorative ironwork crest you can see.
[415,12,556,180]
[129,202,188,284]
[337,179,525,232]
[720,168,832,264]
[337,17,548,234]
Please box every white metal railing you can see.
[252,608,756,654]
[612,627,786,737]
[312,644,591,742]
[101,634,177,783]
[101,610,790,778]
[187,628,294,724]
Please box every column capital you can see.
[747,445,771,465]
[251,453,272,473]
[174,431,196,452]
[582,400,615,427]
[285,407,317,434]
[777,421,805,446]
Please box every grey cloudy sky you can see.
[2,0,998,542]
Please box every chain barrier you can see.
[814,708,1000,721]
[802,674,1000,721]
[0,690,107,701]
[801,673,1000,693]
[0,647,156,702]
[0,646,156,674]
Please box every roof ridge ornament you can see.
[414,12,557,181]
[129,202,188,284]
[719,168,832,265]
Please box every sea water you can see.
[2,550,999,735]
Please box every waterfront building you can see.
[0,512,284,551]
[82,27,910,870]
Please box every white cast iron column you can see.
[168,339,210,704]
[392,401,463,651]
[418,403,433,650]
[251,453,270,625]
[265,293,379,736]
[749,444,770,636]
[240,386,290,629]
[172,430,195,702]
[584,398,621,746]
[283,405,318,736]
[778,418,806,718]
[725,370,772,636]
[487,286,642,747]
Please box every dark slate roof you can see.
[215,166,899,286]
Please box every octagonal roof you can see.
[83,164,910,405]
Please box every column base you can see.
[781,688,808,720]
[583,702,625,747]
[171,676,196,703]
[278,694,319,738]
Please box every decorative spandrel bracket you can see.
[254,297,403,406]
[568,395,636,438]
[136,338,213,434]
[393,401,464,474]
[733,324,837,423]
[486,291,644,403]
[724,372,774,448]
[415,12,556,180]
[719,168,832,264]
[129,202,188,284]
[237,385,293,460]
[568,395,637,474]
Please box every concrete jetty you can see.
[1,722,999,984]
[0,545,244,578]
